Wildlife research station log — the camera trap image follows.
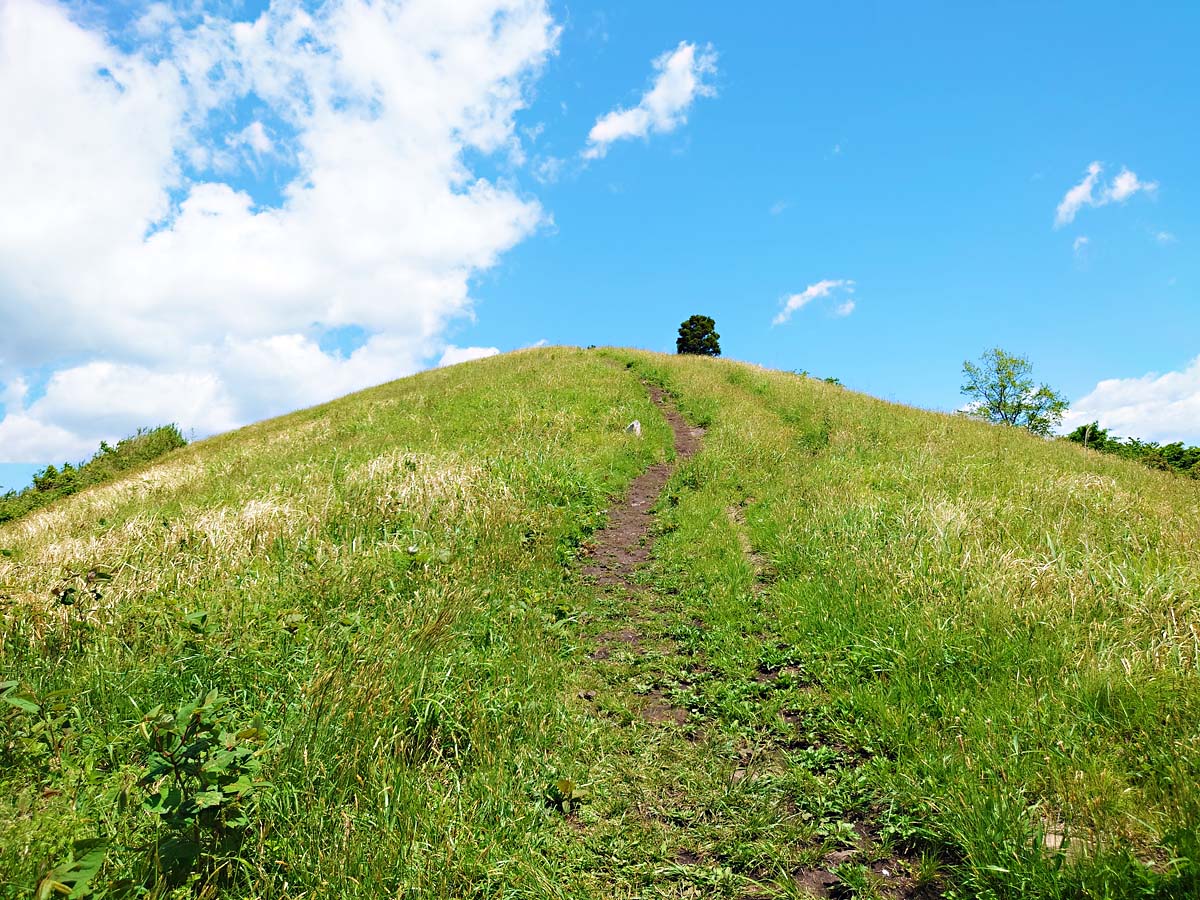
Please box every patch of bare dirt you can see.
[581,382,704,736]
[591,626,645,660]
[755,664,806,684]
[640,689,689,725]
[792,868,839,898]
[582,386,703,588]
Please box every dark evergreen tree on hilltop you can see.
[676,315,721,356]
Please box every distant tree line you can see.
[1065,422,1199,478]
[0,425,187,524]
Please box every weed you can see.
[135,690,269,889]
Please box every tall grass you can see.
[0,349,671,897]
[4,346,1196,898]
[622,350,1200,898]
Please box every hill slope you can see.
[2,347,1197,899]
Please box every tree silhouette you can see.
[676,315,721,356]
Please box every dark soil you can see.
[582,386,703,587]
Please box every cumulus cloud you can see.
[773,280,856,326]
[438,345,501,367]
[1055,161,1157,227]
[583,40,717,160]
[0,0,558,461]
[1063,356,1200,444]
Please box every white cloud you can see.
[1073,235,1089,253]
[437,345,501,367]
[1056,162,1103,227]
[1063,355,1200,444]
[0,0,559,461]
[769,200,790,215]
[1106,167,1154,202]
[773,280,856,326]
[583,40,716,160]
[0,414,91,465]
[1155,230,1177,244]
[0,362,237,462]
[232,120,273,154]
[1054,161,1157,228]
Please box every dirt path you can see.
[581,385,704,588]
[575,377,938,899]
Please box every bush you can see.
[0,425,187,524]
[1065,422,1200,478]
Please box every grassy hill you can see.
[2,347,1197,899]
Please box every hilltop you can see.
[2,347,1197,899]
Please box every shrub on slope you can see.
[0,425,187,524]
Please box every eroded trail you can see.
[573,375,937,900]
[582,385,704,588]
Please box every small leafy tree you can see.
[961,348,1068,437]
[1066,422,1115,452]
[676,315,721,356]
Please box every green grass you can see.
[2,347,1197,899]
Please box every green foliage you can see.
[961,348,1068,436]
[1066,422,1200,477]
[0,425,187,524]
[676,314,721,356]
[136,690,269,889]
[544,776,590,814]
[1,681,76,768]
[34,839,108,900]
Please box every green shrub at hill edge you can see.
[0,425,187,524]
[1066,421,1200,478]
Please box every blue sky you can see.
[1,0,1197,492]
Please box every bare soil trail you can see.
[581,385,704,588]
[574,377,939,899]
